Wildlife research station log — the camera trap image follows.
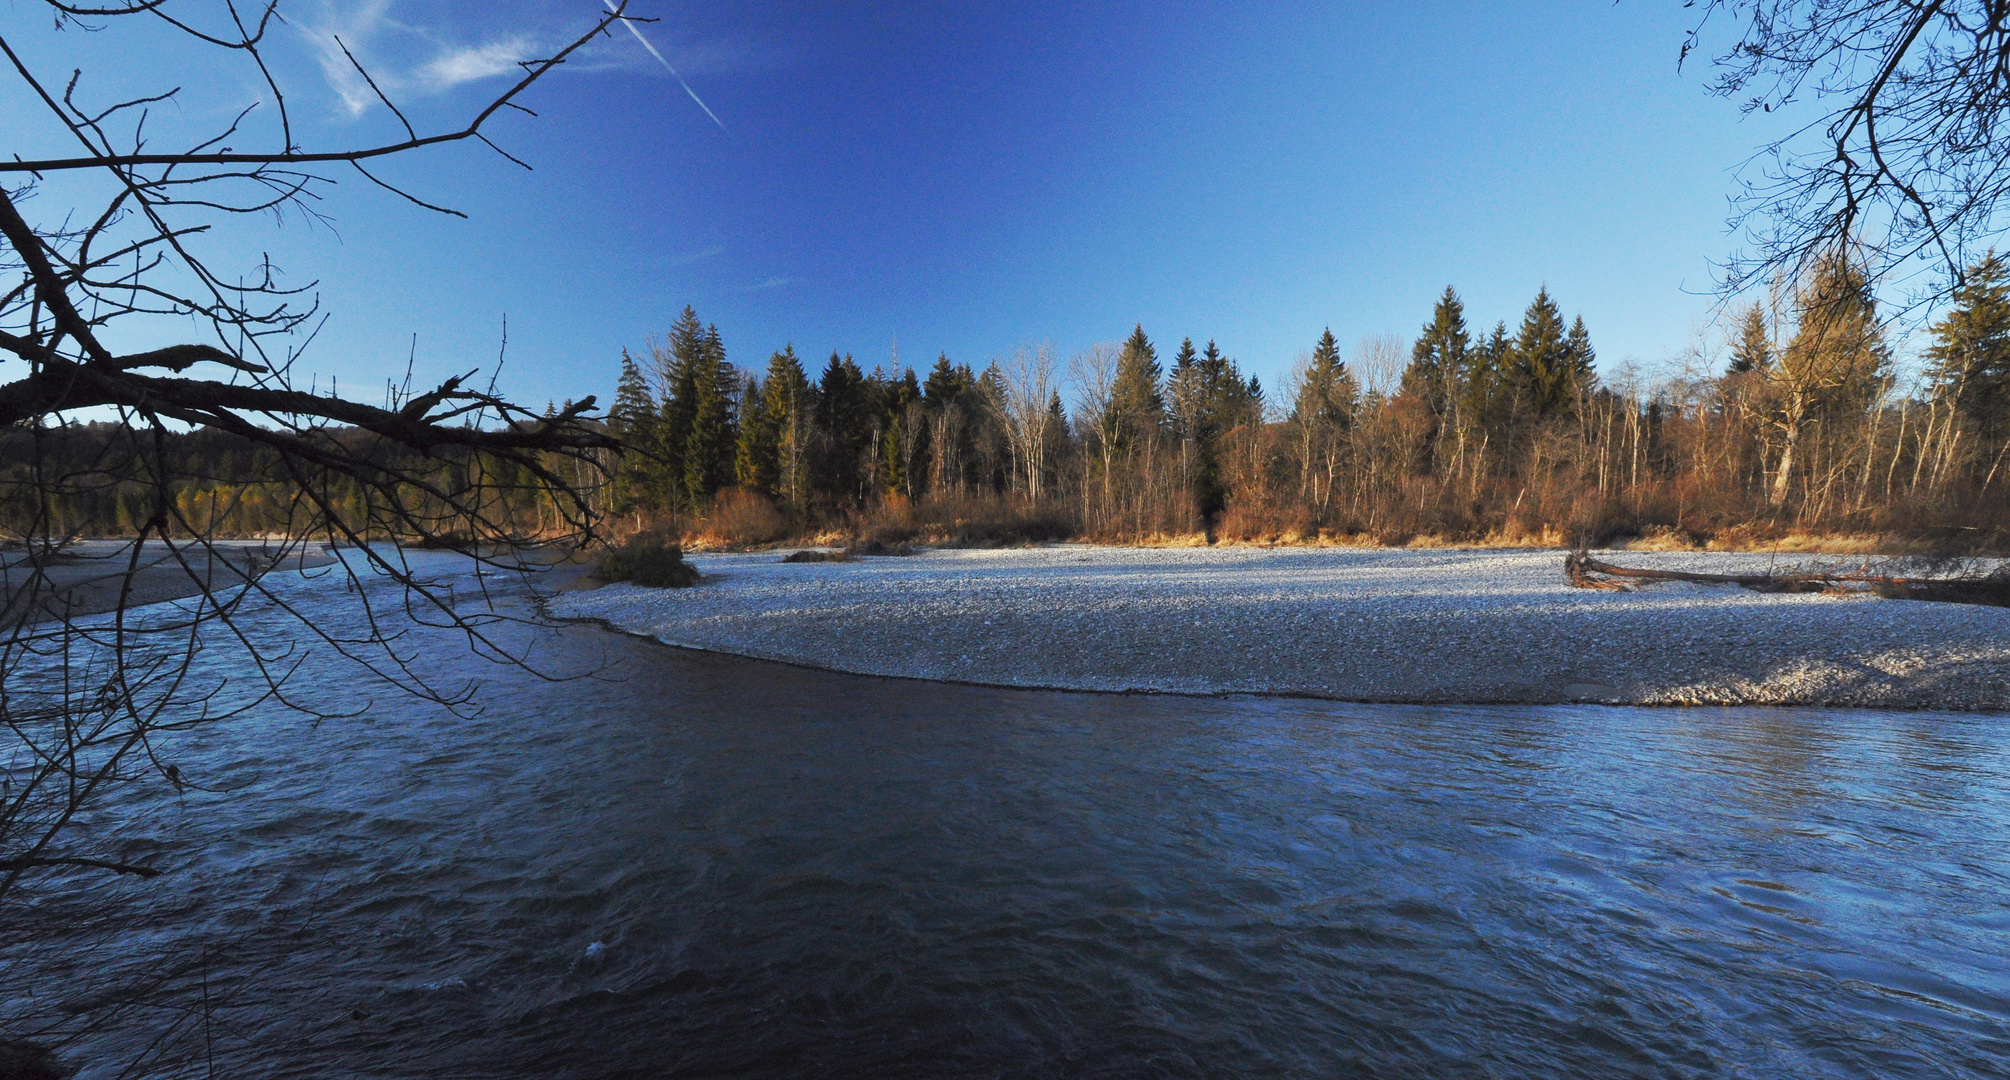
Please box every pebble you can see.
[551,546,2010,709]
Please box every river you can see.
[9,553,2008,1077]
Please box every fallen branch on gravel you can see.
[1563,551,2010,608]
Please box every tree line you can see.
[607,259,2010,549]
[12,256,2009,549]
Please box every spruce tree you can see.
[880,367,923,498]
[758,346,813,505]
[682,322,737,505]
[1401,286,1470,419]
[815,352,872,501]
[1110,325,1166,452]
[657,306,708,506]
[1728,303,1772,374]
[1294,328,1356,431]
[923,353,966,405]
[1926,252,2010,452]
[1564,315,1596,391]
[735,372,776,495]
[1292,328,1358,509]
[1167,337,1202,445]
[609,350,662,514]
[1512,287,1573,416]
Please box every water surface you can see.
[12,557,2009,1077]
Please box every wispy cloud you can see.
[292,1,543,119]
[415,37,537,91]
[603,0,728,133]
[742,276,791,292]
[673,245,726,268]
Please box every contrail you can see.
[604,0,727,133]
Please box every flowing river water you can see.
[10,554,2009,1077]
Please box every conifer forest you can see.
[13,256,2010,552]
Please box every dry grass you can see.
[612,489,2007,560]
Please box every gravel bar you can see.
[549,546,2010,708]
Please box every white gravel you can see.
[548,546,2010,708]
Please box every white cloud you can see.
[291,1,544,120]
[415,37,536,91]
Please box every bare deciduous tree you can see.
[1688,1,2010,306]
[1001,345,1056,500]
[2,3,637,1065]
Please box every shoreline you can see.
[1,540,336,626]
[550,545,2010,709]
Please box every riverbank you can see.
[549,546,2010,708]
[1,540,335,626]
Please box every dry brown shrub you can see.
[699,489,789,548]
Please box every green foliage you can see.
[655,306,707,504]
[682,323,738,505]
[1293,328,1358,431]
[1513,287,1581,417]
[1402,286,1469,418]
[609,350,661,515]
[1728,304,1772,375]
[1782,251,1889,411]
[756,346,814,505]
[1110,324,1166,453]
[1927,252,2010,448]
[735,372,775,495]
[815,352,874,501]
[596,535,699,588]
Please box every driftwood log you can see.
[1563,551,2010,608]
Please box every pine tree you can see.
[1513,287,1574,416]
[1728,303,1772,375]
[1110,324,1165,453]
[1926,252,2010,459]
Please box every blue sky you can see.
[4,1,1793,410]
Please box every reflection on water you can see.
[10,554,2010,1078]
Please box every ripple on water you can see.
[8,554,2009,1078]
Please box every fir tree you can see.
[1926,252,2010,453]
[1728,303,1772,375]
